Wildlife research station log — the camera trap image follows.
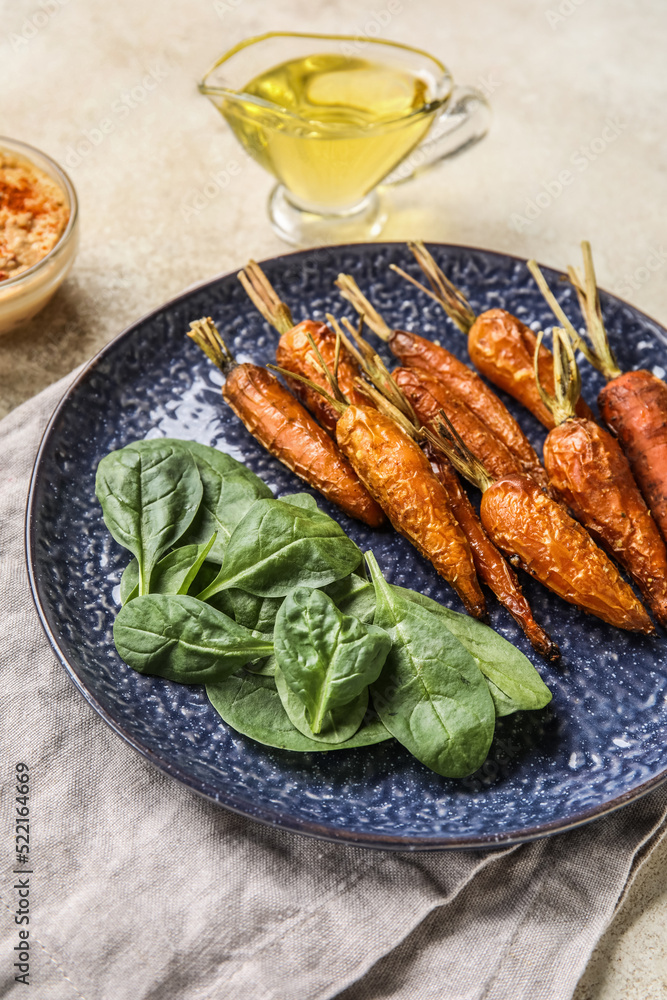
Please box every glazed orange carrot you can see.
[600,371,667,545]
[481,474,654,633]
[238,261,367,434]
[532,241,667,548]
[427,418,654,634]
[535,326,667,626]
[393,366,525,482]
[330,317,556,656]
[187,318,385,528]
[335,272,548,487]
[271,343,486,619]
[426,446,559,659]
[337,405,486,618]
[394,241,594,430]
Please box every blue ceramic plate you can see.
[27,243,667,850]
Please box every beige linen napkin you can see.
[2,370,667,1000]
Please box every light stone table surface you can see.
[2,0,667,996]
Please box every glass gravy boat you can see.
[199,32,491,245]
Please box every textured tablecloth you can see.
[1,368,667,1000]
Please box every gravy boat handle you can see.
[382,84,491,186]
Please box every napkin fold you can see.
[2,371,666,1000]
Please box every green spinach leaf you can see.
[278,492,319,511]
[120,560,140,605]
[177,441,272,563]
[113,594,273,683]
[206,671,392,751]
[176,532,217,595]
[96,440,203,595]
[485,679,521,718]
[274,667,369,743]
[202,589,280,683]
[392,586,552,716]
[220,590,284,638]
[191,560,221,600]
[274,587,391,734]
[119,534,216,605]
[198,498,362,600]
[322,575,376,624]
[209,590,283,677]
[366,553,495,778]
[245,655,277,677]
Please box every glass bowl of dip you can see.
[0,137,79,335]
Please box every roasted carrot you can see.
[394,241,594,430]
[393,366,525,482]
[427,417,654,634]
[337,405,486,618]
[270,340,486,619]
[330,317,557,657]
[426,446,559,659]
[600,372,667,546]
[533,241,667,548]
[481,474,653,633]
[335,272,548,487]
[187,318,385,528]
[535,326,667,626]
[238,260,366,434]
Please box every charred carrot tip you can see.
[542,638,561,663]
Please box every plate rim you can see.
[25,239,667,851]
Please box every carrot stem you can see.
[526,258,588,353]
[533,328,580,426]
[422,412,494,494]
[335,274,394,342]
[237,260,294,336]
[400,241,477,334]
[335,315,419,427]
[188,317,236,375]
[566,242,622,382]
[303,330,349,406]
[354,378,421,440]
[327,312,373,371]
[527,255,619,382]
[266,363,347,415]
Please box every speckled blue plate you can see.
[27,243,667,850]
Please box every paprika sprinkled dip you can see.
[0,150,69,281]
[0,137,78,335]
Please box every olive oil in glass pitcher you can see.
[199,33,490,245]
